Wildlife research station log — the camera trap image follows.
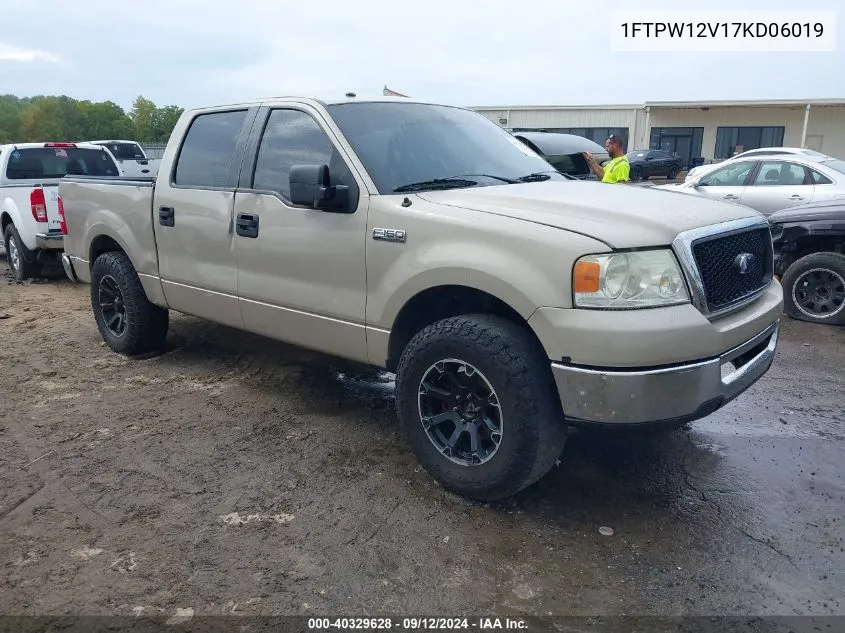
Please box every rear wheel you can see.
[90,251,169,354]
[3,224,41,281]
[782,252,845,325]
[395,314,569,501]
[630,166,642,181]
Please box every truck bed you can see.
[59,175,161,283]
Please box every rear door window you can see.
[174,110,248,188]
[752,161,809,186]
[4,147,119,179]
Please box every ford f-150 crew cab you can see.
[58,97,783,500]
[1,142,120,280]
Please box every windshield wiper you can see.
[394,178,478,193]
[517,172,553,183]
[458,173,519,184]
[393,174,518,193]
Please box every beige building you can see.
[473,99,845,170]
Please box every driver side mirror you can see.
[289,164,351,213]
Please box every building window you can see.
[511,127,629,148]
[714,126,785,159]
[649,127,704,170]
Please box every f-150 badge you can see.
[372,228,406,243]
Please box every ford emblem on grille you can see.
[733,252,756,275]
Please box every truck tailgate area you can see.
[59,177,160,281]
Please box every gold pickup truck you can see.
[58,97,783,500]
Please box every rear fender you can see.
[84,222,167,308]
[1,196,38,251]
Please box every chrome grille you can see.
[673,219,774,317]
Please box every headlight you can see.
[573,249,690,309]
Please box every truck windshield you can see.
[326,102,565,194]
[5,147,120,180]
[102,142,146,160]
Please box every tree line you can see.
[0,94,184,145]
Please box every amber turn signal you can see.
[574,261,601,294]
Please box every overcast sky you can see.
[1,0,842,110]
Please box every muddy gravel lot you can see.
[1,260,844,620]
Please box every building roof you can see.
[472,103,641,111]
[472,98,845,111]
[645,98,845,109]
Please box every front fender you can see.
[368,229,605,330]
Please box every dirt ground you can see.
[1,261,844,620]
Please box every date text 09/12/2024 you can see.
[307,617,528,630]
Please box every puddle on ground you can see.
[332,368,396,403]
[693,416,837,440]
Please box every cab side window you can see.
[174,110,248,188]
[252,109,358,206]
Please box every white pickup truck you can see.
[1,142,120,280]
[87,140,161,178]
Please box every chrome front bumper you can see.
[35,233,63,249]
[61,253,78,282]
[551,321,779,425]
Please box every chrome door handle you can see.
[788,195,804,200]
[723,194,738,199]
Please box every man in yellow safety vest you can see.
[583,134,630,183]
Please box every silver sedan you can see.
[655,154,845,216]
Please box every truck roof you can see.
[186,95,466,113]
[0,141,109,151]
[88,140,143,145]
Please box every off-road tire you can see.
[395,314,569,501]
[781,252,845,325]
[90,251,169,354]
[3,223,41,281]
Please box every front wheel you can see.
[395,315,569,501]
[667,165,679,180]
[90,251,169,354]
[781,252,845,325]
[630,166,642,182]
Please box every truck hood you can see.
[417,180,761,248]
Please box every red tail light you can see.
[57,196,68,235]
[44,142,76,148]
[30,188,47,222]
